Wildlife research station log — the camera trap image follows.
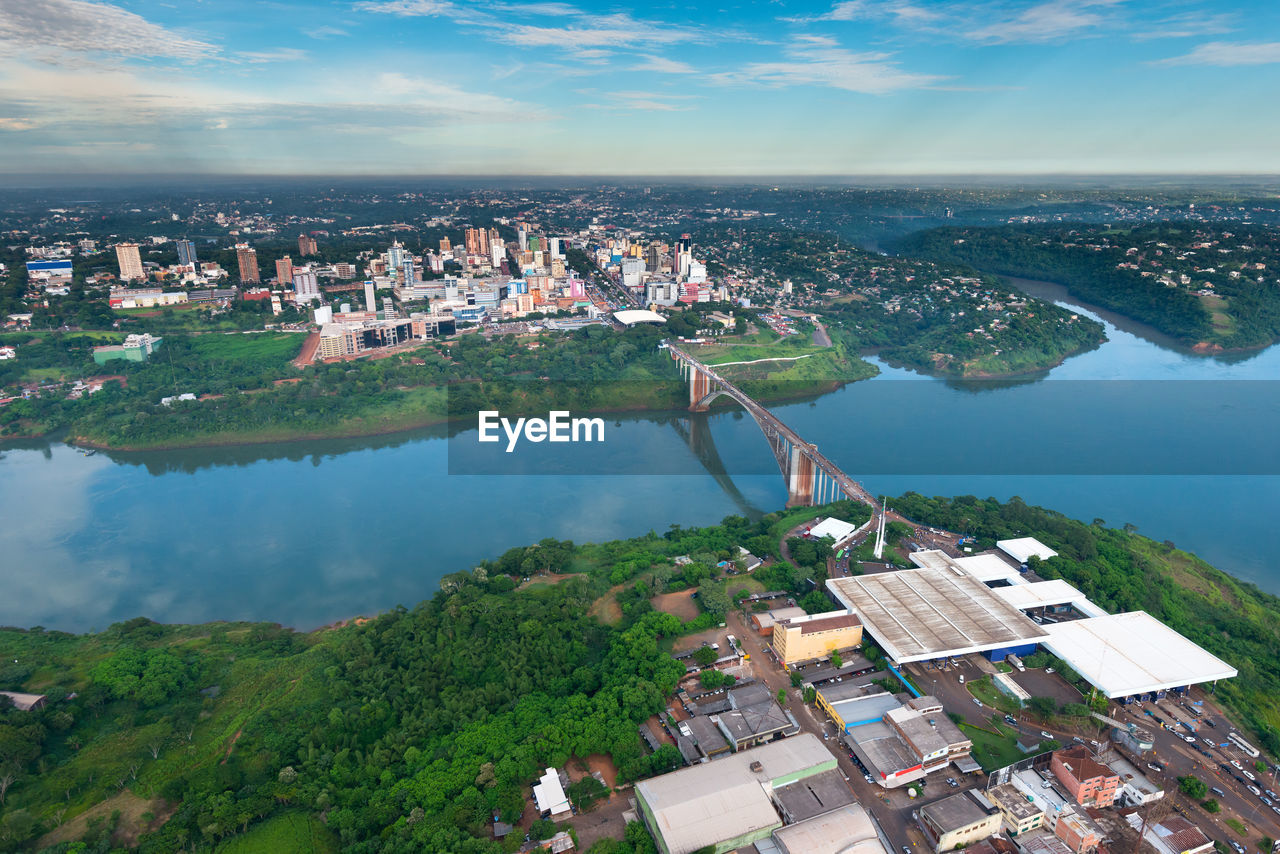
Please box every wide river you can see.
[4,280,1280,632]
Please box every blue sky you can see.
[0,0,1277,175]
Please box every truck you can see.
[1007,654,1026,672]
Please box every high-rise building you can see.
[400,258,416,287]
[115,243,144,281]
[439,237,451,253]
[364,280,377,313]
[549,237,561,259]
[236,244,260,284]
[275,255,294,286]
[465,227,481,255]
[388,241,406,270]
[298,234,318,256]
[478,228,490,254]
[490,240,505,269]
[176,239,197,267]
[292,267,319,302]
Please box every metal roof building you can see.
[1039,612,1238,698]
[635,733,836,854]
[991,580,1108,617]
[809,517,858,543]
[997,538,1059,564]
[772,803,889,854]
[827,570,1049,663]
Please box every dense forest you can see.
[895,223,1280,350]
[687,223,1105,377]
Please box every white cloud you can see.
[239,48,310,64]
[305,26,350,40]
[712,35,944,94]
[1132,12,1235,41]
[631,55,697,74]
[797,0,942,26]
[0,0,217,61]
[965,0,1120,44]
[1154,41,1280,66]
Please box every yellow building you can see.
[918,790,1003,853]
[772,609,862,667]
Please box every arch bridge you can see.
[665,341,878,512]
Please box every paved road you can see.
[812,320,832,348]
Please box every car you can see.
[1263,796,1274,806]
[1273,806,1280,816]
[1046,668,1055,674]
[1072,736,1084,744]
[904,847,912,854]
[1232,843,1246,854]
[1244,769,1257,781]
[1232,760,1243,769]
[1040,731,1053,739]
[973,698,983,707]
[1248,785,1262,796]
[1267,789,1278,799]
[1183,735,1196,743]
[1005,715,1018,725]
[865,774,874,784]
[1148,763,1162,772]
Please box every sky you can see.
[0,0,1278,176]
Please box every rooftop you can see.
[615,308,665,325]
[809,517,859,542]
[1054,746,1116,784]
[827,570,1049,663]
[773,803,889,854]
[919,789,998,833]
[634,734,833,854]
[987,782,1045,822]
[778,609,861,635]
[771,768,857,823]
[1040,611,1238,698]
[997,538,1059,563]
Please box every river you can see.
[3,282,1279,632]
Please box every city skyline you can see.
[0,0,1278,176]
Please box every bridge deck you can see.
[666,342,876,508]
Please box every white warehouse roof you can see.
[992,580,1107,616]
[533,767,570,816]
[614,308,666,325]
[809,517,858,543]
[997,537,1059,563]
[1040,612,1238,698]
[635,734,834,854]
[954,553,1025,584]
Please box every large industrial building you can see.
[829,537,1238,701]
[826,570,1048,664]
[634,734,838,854]
[1038,612,1238,699]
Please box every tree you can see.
[831,650,844,669]
[776,689,787,706]
[1028,696,1057,720]
[1203,799,1221,814]
[1178,776,1208,799]
[790,672,803,688]
[693,646,718,667]
[802,686,817,704]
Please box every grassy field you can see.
[968,676,1024,715]
[187,331,305,365]
[213,811,339,854]
[959,720,1033,771]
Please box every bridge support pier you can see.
[786,446,816,507]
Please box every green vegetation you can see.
[687,223,1104,377]
[891,493,1280,757]
[1179,776,1209,799]
[967,677,1021,714]
[213,812,338,854]
[958,721,1024,772]
[1227,819,1249,837]
[896,223,1280,350]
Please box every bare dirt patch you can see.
[588,583,626,624]
[37,791,171,850]
[650,590,699,621]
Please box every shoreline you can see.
[49,377,857,453]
